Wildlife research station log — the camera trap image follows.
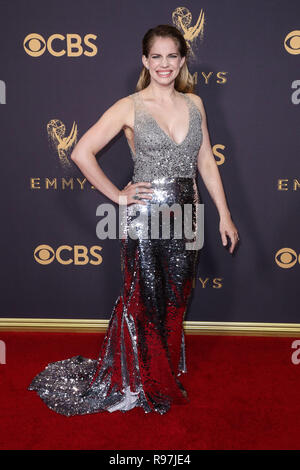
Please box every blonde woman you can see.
[28,24,239,416]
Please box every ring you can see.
[136,187,139,194]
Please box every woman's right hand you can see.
[118,181,154,206]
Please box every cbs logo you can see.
[275,248,300,269]
[34,244,103,265]
[284,31,300,55]
[23,33,97,57]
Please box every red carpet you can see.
[1,331,300,450]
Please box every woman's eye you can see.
[151,55,177,58]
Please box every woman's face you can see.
[142,36,185,85]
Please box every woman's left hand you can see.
[219,214,240,254]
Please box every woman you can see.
[28,24,239,416]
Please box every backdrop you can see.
[0,0,299,323]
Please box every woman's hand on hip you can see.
[118,181,154,206]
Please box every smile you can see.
[156,71,172,77]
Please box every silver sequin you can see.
[130,91,203,183]
[27,91,203,416]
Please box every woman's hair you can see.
[136,24,195,93]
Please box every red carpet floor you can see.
[1,331,300,450]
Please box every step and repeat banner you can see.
[0,0,299,323]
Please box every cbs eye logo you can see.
[34,244,103,265]
[284,31,300,55]
[275,248,300,269]
[23,33,98,57]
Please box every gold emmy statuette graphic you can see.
[47,119,78,169]
[172,7,205,59]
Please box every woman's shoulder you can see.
[185,92,205,120]
[107,93,135,116]
[185,92,203,106]
[111,93,138,116]
[113,93,135,105]
[109,94,136,130]
[119,92,138,102]
[99,94,135,131]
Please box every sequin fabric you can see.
[130,91,203,182]
[27,91,203,416]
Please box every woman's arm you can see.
[70,97,152,205]
[188,93,239,253]
[70,97,130,203]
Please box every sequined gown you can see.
[28,91,203,416]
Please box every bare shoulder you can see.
[103,94,134,130]
[186,92,206,121]
[185,92,205,114]
[108,94,133,113]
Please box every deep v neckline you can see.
[137,91,191,147]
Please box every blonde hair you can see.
[135,24,195,93]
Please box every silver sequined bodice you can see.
[128,91,203,182]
